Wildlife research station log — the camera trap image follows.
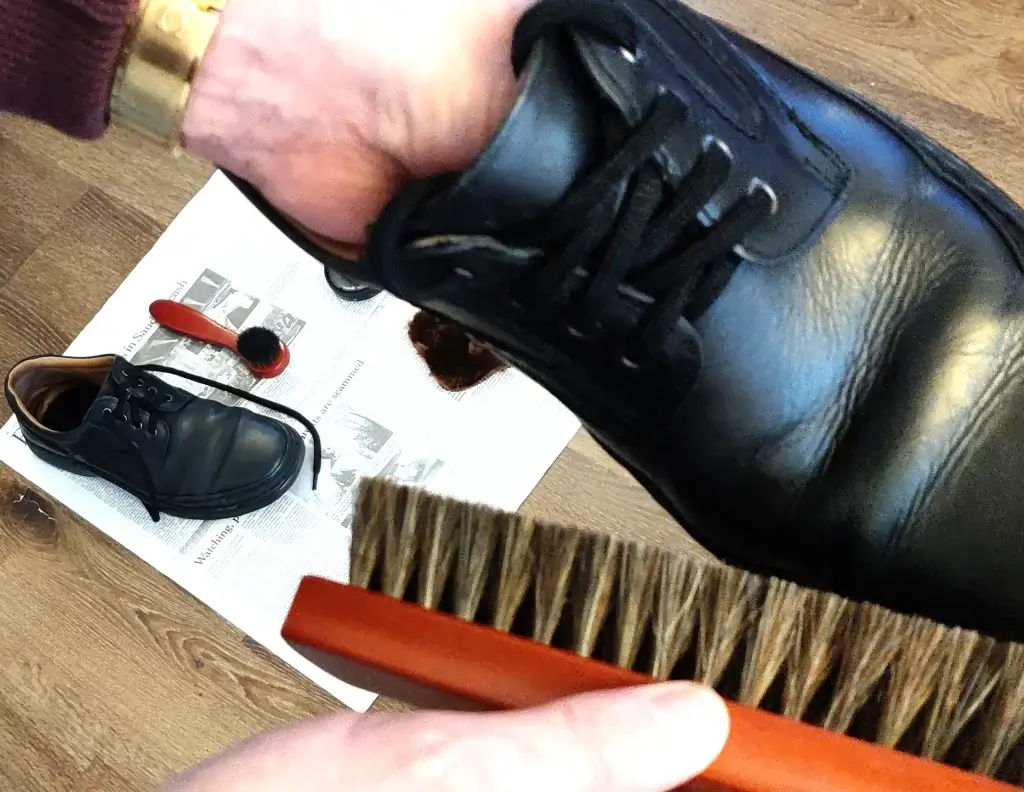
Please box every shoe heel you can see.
[27,442,94,477]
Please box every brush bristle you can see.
[236,326,283,367]
[352,477,1024,784]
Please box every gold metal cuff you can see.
[110,0,225,149]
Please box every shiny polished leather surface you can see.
[6,355,304,520]
[227,0,1024,641]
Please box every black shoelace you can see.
[506,93,778,367]
[100,363,321,522]
[370,92,777,374]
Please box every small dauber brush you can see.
[282,477,1024,792]
[149,299,290,378]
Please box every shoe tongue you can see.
[94,357,139,400]
[413,37,602,234]
[83,357,133,419]
[100,357,133,392]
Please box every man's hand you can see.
[181,0,536,245]
[158,683,729,791]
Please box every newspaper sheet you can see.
[0,171,581,713]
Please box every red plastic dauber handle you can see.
[148,299,289,378]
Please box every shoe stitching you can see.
[649,0,764,140]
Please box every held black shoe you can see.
[5,354,321,522]
[228,0,1024,640]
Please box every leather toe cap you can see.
[213,413,304,495]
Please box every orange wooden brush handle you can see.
[149,299,238,350]
[281,576,1016,792]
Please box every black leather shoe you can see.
[227,0,1024,641]
[5,354,321,522]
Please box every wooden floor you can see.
[0,0,1022,789]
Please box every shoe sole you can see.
[24,424,306,522]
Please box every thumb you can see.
[347,682,730,792]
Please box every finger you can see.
[344,682,729,792]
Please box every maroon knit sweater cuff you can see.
[0,0,138,140]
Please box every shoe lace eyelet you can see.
[747,177,779,215]
[566,324,588,340]
[702,134,732,160]
[147,387,158,397]
[618,344,652,372]
[132,421,144,431]
[163,394,173,403]
[116,414,128,424]
[146,428,158,438]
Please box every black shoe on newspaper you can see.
[4,354,321,522]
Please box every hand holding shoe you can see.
[181,0,537,247]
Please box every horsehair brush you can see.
[281,478,1024,792]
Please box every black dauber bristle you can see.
[236,326,283,368]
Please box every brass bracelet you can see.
[110,0,225,150]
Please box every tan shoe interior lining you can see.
[6,356,115,430]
